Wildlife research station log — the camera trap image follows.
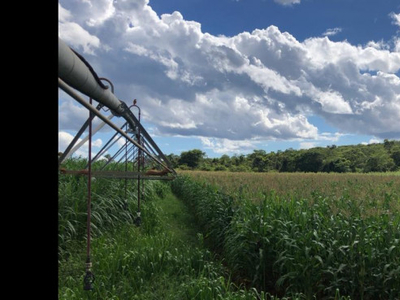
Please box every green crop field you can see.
[179,171,400,217]
[59,160,400,299]
[59,159,280,299]
[172,171,400,299]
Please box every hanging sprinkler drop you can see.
[83,259,95,290]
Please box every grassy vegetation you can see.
[59,158,399,299]
[59,158,301,299]
[171,172,400,299]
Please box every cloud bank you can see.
[59,0,400,154]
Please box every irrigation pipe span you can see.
[59,37,177,290]
[58,78,172,173]
[58,37,175,174]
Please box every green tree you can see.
[364,150,395,172]
[166,154,180,168]
[384,139,395,151]
[323,156,351,173]
[390,146,400,168]
[233,154,246,166]
[178,149,205,169]
[296,150,324,172]
[267,151,282,171]
[248,150,268,172]
[220,154,232,168]
[279,149,297,172]
[343,148,367,172]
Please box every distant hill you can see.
[168,139,400,173]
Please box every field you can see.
[59,159,281,299]
[178,171,400,218]
[59,161,400,299]
[172,171,400,299]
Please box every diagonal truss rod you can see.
[59,37,175,175]
[90,130,123,164]
[59,78,173,173]
[58,103,103,166]
[128,111,174,171]
[59,37,176,289]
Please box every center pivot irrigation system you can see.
[58,38,176,290]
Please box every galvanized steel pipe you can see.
[58,38,125,115]
[59,38,175,174]
[58,78,173,172]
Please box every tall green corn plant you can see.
[171,176,235,253]
[59,158,159,256]
[224,197,275,291]
[172,175,400,299]
[59,168,89,257]
[199,190,235,252]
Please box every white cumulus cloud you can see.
[58,0,400,148]
[58,4,101,54]
[390,12,400,53]
[200,137,260,154]
[58,131,103,158]
[390,12,400,28]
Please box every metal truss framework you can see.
[58,38,176,290]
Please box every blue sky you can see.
[150,0,398,44]
[59,0,400,158]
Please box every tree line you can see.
[166,139,400,173]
